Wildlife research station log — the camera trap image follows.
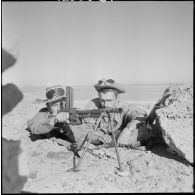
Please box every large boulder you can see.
[156,83,193,163]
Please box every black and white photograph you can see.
[2,1,193,193]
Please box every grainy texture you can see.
[156,83,193,163]
[2,89,193,193]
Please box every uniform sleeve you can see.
[27,111,57,134]
[81,100,98,129]
[121,103,147,122]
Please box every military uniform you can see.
[27,97,154,147]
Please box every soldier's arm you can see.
[27,109,57,134]
[122,103,147,130]
[81,99,99,129]
[117,104,147,146]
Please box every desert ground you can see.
[2,90,193,193]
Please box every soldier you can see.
[27,79,155,150]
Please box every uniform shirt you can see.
[82,98,147,134]
[27,107,58,134]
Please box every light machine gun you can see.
[57,86,121,125]
[58,86,124,173]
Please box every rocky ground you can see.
[2,90,193,193]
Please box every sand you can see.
[2,92,193,193]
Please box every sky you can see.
[2,1,193,87]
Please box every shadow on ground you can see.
[148,143,192,167]
[25,128,73,144]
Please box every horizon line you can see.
[20,81,193,88]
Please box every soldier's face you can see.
[49,102,60,114]
[48,101,65,114]
[99,91,118,108]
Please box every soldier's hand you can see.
[55,112,70,123]
[98,134,112,145]
[86,131,112,145]
[117,126,132,147]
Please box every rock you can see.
[156,83,193,163]
[2,138,27,193]
[46,151,72,160]
[28,171,38,179]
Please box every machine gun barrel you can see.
[59,107,122,118]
